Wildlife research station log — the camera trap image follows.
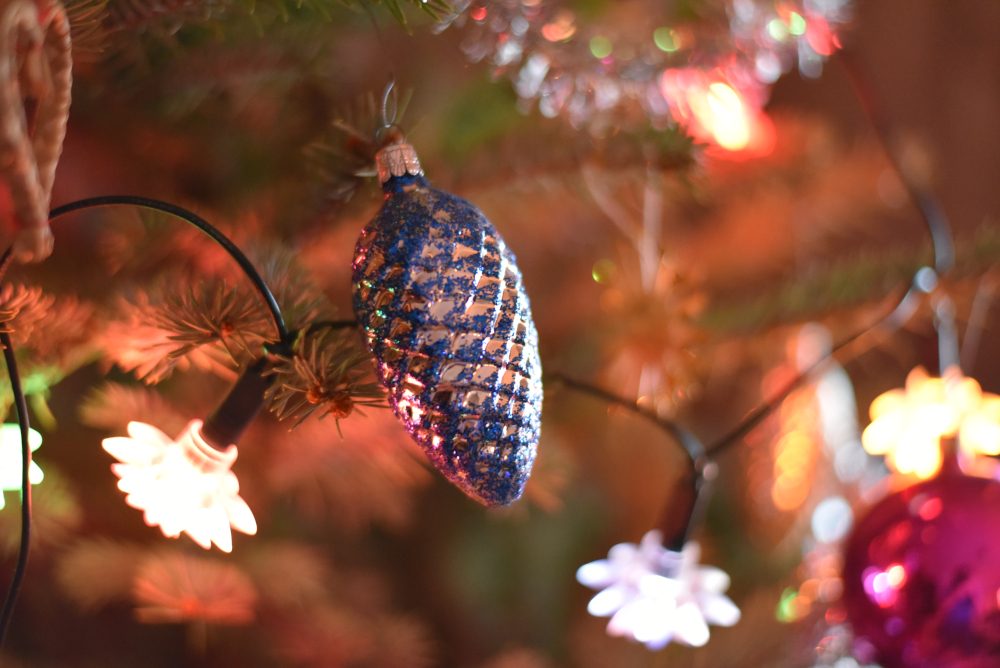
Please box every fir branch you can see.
[153,282,273,363]
[700,249,926,334]
[0,289,101,409]
[434,81,695,191]
[106,289,245,384]
[249,245,337,331]
[18,296,102,369]
[272,603,436,667]
[132,551,258,625]
[0,297,106,413]
[336,0,451,26]
[146,31,331,121]
[243,542,332,610]
[0,284,52,340]
[265,325,384,428]
[55,538,146,612]
[66,0,110,61]
[79,381,192,436]
[259,408,430,533]
[0,468,83,555]
[104,246,335,384]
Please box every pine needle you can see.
[106,285,266,384]
[249,245,337,330]
[18,296,101,368]
[153,282,273,363]
[65,0,110,62]
[79,382,191,436]
[0,284,52,339]
[56,538,146,612]
[265,325,384,428]
[103,0,448,36]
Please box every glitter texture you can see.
[352,144,542,506]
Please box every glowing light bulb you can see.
[577,534,739,650]
[863,365,1000,480]
[0,424,44,510]
[703,83,750,150]
[660,70,773,156]
[103,420,256,552]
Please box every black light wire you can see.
[0,245,32,653]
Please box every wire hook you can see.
[381,78,397,130]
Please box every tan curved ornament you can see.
[0,0,71,263]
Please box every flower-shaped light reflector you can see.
[0,424,44,509]
[862,366,1000,480]
[103,420,256,552]
[576,531,740,650]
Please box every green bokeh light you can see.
[788,12,807,35]
[592,259,616,284]
[653,27,677,52]
[589,36,613,59]
[775,586,799,623]
[767,18,788,42]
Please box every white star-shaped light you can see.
[576,531,740,650]
[0,424,44,509]
[103,420,256,552]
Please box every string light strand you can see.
[0,302,33,651]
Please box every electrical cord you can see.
[0,313,33,651]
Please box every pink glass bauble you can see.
[843,472,1000,668]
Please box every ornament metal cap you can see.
[375,142,423,183]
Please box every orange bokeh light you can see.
[541,10,576,42]
[660,70,775,157]
[770,388,819,511]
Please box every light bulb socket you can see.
[182,419,237,472]
[201,356,272,450]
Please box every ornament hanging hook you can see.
[381,78,397,130]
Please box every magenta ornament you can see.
[842,472,1000,668]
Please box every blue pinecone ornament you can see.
[352,141,542,506]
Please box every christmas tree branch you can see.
[546,267,931,551]
[103,0,450,35]
[707,275,929,458]
[265,325,384,428]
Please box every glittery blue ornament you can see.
[352,141,542,506]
